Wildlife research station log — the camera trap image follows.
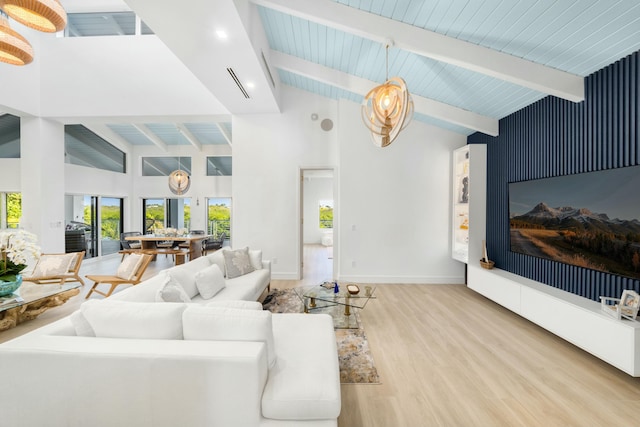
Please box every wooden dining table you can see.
[125,234,210,263]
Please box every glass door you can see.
[100,197,123,256]
[143,198,165,233]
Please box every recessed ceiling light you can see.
[216,30,228,40]
[246,82,255,89]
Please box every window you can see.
[207,198,231,240]
[65,125,126,173]
[319,200,333,229]
[206,156,232,176]
[142,157,191,177]
[143,198,191,233]
[66,12,154,37]
[100,198,123,256]
[0,114,20,158]
[1,193,21,228]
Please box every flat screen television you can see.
[509,165,640,280]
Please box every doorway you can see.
[300,168,334,283]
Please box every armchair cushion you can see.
[116,253,144,280]
[31,253,76,277]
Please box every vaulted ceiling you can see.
[53,0,640,146]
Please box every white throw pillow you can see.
[70,310,95,337]
[165,256,211,298]
[223,247,255,279]
[156,274,192,303]
[206,250,226,277]
[81,300,186,339]
[116,253,144,280]
[248,249,262,271]
[205,300,263,311]
[194,264,226,299]
[182,306,276,368]
[31,253,76,277]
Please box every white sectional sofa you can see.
[0,249,342,427]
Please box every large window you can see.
[66,12,154,37]
[65,125,126,173]
[0,114,20,158]
[206,157,232,176]
[143,198,191,233]
[100,198,123,256]
[207,198,231,241]
[142,157,191,177]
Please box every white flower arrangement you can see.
[0,230,41,282]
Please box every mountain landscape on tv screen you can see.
[510,202,640,280]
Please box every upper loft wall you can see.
[469,49,640,302]
[36,35,228,119]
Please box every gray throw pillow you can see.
[223,247,255,279]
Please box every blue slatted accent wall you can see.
[468,50,640,301]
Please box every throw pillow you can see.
[194,264,226,299]
[156,274,192,303]
[182,305,276,368]
[165,256,211,299]
[223,247,255,279]
[248,249,262,271]
[206,250,226,277]
[31,253,76,277]
[116,253,144,280]
[205,300,263,310]
[81,299,186,339]
[70,310,95,337]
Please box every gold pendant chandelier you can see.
[0,0,67,66]
[361,43,414,148]
[168,158,191,195]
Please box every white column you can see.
[20,117,65,252]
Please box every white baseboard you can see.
[337,274,465,284]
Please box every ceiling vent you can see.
[227,68,250,99]
[261,50,276,89]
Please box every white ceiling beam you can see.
[253,0,585,103]
[215,123,233,146]
[133,124,168,151]
[176,124,202,151]
[270,51,499,136]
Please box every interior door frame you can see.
[298,167,336,280]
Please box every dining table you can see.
[125,233,210,262]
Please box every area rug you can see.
[263,288,380,384]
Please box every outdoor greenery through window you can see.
[208,198,231,240]
[144,198,191,233]
[1,193,21,229]
[319,200,333,229]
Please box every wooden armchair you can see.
[22,251,86,286]
[85,253,153,299]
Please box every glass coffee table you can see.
[293,282,376,329]
[0,281,81,331]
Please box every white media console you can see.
[468,264,640,376]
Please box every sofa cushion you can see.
[194,264,226,299]
[248,249,262,271]
[31,253,75,277]
[205,300,263,310]
[81,300,187,339]
[182,305,276,368]
[223,247,255,279]
[116,253,144,280]
[165,256,211,298]
[262,313,341,420]
[70,310,95,337]
[206,250,226,277]
[156,274,192,303]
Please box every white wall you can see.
[233,87,338,279]
[303,176,333,244]
[233,86,466,283]
[337,99,467,284]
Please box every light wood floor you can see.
[2,246,640,426]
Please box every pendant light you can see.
[0,9,33,65]
[361,43,414,148]
[0,0,67,33]
[168,158,191,195]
